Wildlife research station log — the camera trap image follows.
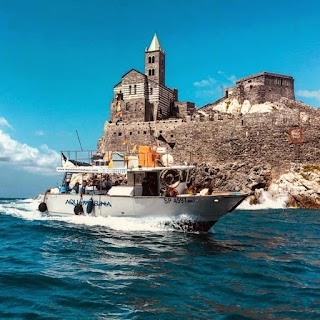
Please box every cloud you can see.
[218,70,237,84]
[193,72,238,103]
[35,130,45,136]
[193,76,216,88]
[0,129,60,175]
[296,90,320,101]
[0,117,13,129]
[193,76,220,100]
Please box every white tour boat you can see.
[38,148,247,232]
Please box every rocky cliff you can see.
[188,162,320,209]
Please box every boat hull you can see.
[42,193,247,232]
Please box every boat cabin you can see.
[57,150,193,197]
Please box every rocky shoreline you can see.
[188,162,320,209]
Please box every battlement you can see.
[236,71,294,84]
[103,107,318,141]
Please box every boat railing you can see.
[60,148,194,171]
[61,150,98,166]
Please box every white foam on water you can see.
[53,214,175,232]
[1,199,188,232]
[237,189,288,210]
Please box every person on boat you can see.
[102,175,113,192]
[142,178,152,196]
[60,180,71,194]
[71,182,80,194]
[149,174,158,195]
[185,182,195,195]
[65,180,70,193]
[165,187,179,197]
[185,186,194,195]
[80,180,87,195]
[206,187,213,195]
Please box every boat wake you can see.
[0,198,202,233]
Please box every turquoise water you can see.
[0,198,319,319]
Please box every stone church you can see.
[110,34,195,124]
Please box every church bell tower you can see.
[145,34,165,85]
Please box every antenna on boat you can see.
[76,130,83,151]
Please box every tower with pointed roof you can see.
[145,34,165,86]
[109,34,194,125]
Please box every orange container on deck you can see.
[139,146,154,167]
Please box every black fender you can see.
[38,202,48,212]
[74,204,84,215]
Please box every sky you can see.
[1,0,320,198]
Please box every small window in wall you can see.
[150,87,153,95]
[152,56,155,63]
[144,131,147,134]
[129,132,132,135]
[148,69,152,76]
[148,57,151,63]
[171,134,174,138]
[160,130,162,133]
[152,69,155,76]
[118,132,122,136]
[250,85,253,89]
[134,85,137,94]
[129,85,132,95]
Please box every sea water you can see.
[0,198,319,319]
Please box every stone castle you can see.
[98,34,320,169]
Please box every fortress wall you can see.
[99,111,320,166]
[110,98,146,123]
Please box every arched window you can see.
[150,87,153,95]
[148,69,152,76]
[152,69,155,76]
[129,85,131,95]
[148,56,151,63]
[134,85,137,94]
[152,56,155,63]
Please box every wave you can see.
[237,189,288,210]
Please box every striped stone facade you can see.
[109,34,189,125]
